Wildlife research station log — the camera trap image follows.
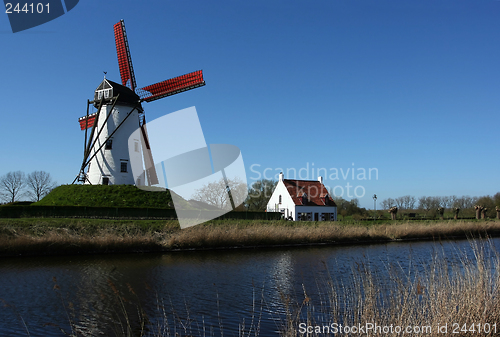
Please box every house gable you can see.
[267,179,295,212]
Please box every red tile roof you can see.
[283,179,336,207]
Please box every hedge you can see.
[0,205,281,221]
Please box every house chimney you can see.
[318,176,323,184]
[279,172,283,182]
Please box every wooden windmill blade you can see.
[113,19,137,91]
[139,118,159,186]
[136,70,206,103]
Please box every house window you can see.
[105,139,113,150]
[134,141,139,152]
[102,177,109,185]
[121,162,128,173]
[279,195,282,204]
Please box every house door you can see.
[314,213,319,221]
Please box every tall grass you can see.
[1,218,500,256]
[167,219,500,249]
[280,238,500,336]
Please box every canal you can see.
[0,238,498,336]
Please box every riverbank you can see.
[1,218,500,257]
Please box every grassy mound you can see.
[34,185,174,208]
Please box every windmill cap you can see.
[94,78,141,107]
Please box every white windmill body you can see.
[84,79,144,185]
[75,20,205,186]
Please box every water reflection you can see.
[270,252,293,297]
[0,238,498,336]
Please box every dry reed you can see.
[165,220,500,250]
[280,238,500,336]
[1,219,500,256]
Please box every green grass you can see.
[0,218,178,234]
[33,184,174,208]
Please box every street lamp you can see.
[373,194,377,221]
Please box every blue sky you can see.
[0,0,498,209]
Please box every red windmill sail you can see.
[113,20,137,91]
[137,70,205,102]
[78,112,97,131]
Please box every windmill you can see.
[74,19,205,186]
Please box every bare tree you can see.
[438,196,451,209]
[381,198,395,210]
[474,205,483,219]
[476,196,495,218]
[399,195,417,210]
[437,207,445,219]
[395,196,405,210]
[453,195,478,210]
[408,195,417,210]
[388,206,398,220]
[26,171,56,202]
[465,196,478,209]
[418,196,440,216]
[449,195,458,209]
[0,171,26,203]
[192,177,247,210]
[453,196,466,210]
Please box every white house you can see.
[267,173,337,221]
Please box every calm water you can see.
[0,238,499,336]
